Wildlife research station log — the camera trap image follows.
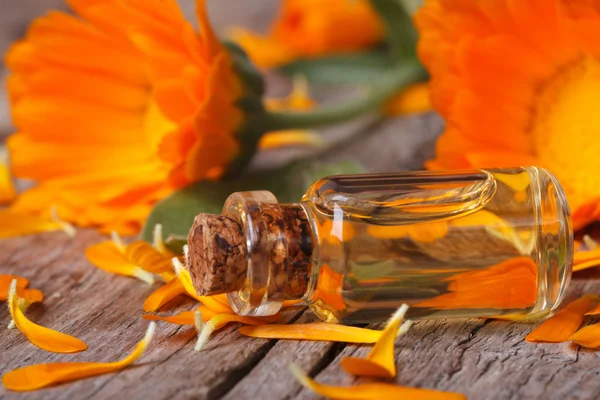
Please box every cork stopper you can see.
[187,214,248,296]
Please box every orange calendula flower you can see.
[290,364,467,400]
[230,0,384,68]
[2,322,155,392]
[525,294,598,343]
[341,305,412,378]
[7,280,87,354]
[6,0,255,234]
[416,0,600,230]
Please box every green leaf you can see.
[369,0,418,59]
[279,50,398,85]
[141,160,364,247]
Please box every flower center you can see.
[533,57,600,210]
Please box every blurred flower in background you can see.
[417,0,600,230]
[5,0,250,234]
[230,0,384,68]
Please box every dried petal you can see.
[289,364,466,400]
[143,278,186,312]
[0,209,75,239]
[7,280,87,353]
[569,323,600,348]
[2,322,155,392]
[341,305,410,378]
[85,241,154,284]
[526,295,598,343]
[239,323,382,343]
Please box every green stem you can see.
[263,58,426,131]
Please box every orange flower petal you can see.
[258,130,325,150]
[125,241,174,274]
[385,82,432,116]
[290,364,467,400]
[0,148,17,205]
[525,294,598,343]
[8,280,87,354]
[0,209,75,239]
[0,275,28,301]
[85,241,154,284]
[341,305,411,378]
[194,310,280,351]
[2,322,155,392]
[569,322,600,348]
[239,323,382,343]
[143,278,185,312]
[18,288,44,305]
[585,302,600,316]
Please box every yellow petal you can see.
[569,323,600,348]
[8,280,87,354]
[341,305,411,378]
[85,241,154,284]
[289,364,466,400]
[195,311,280,351]
[125,241,173,274]
[239,323,382,343]
[525,295,598,343]
[2,322,155,392]
[259,130,325,150]
[143,278,186,312]
[573,248,600,272]
[172,257,198,296]
[0,147,17,204]
[0,209,75,239]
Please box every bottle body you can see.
[199,167,572,324]
[300,167,572,324]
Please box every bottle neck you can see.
[222,191,315,316]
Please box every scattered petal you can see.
[125,241,173,274]
[143,279,186,312]
[85,241,154,285]
[573,247,600,272]
[7,280,87,353]
[586,302,600,316]
[239,323,382,343]
[194,310,207,351]
[526,295,598,343]
[569,323,600,348]
[0,275,28,301]
[0,209,75,239]
[289,364,466,400]
[2,322,155,392]
[341,305,410,378]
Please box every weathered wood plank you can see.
[295,276,600,400]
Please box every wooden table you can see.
[2,2,600,400]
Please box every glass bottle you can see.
[185,167,573,324]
